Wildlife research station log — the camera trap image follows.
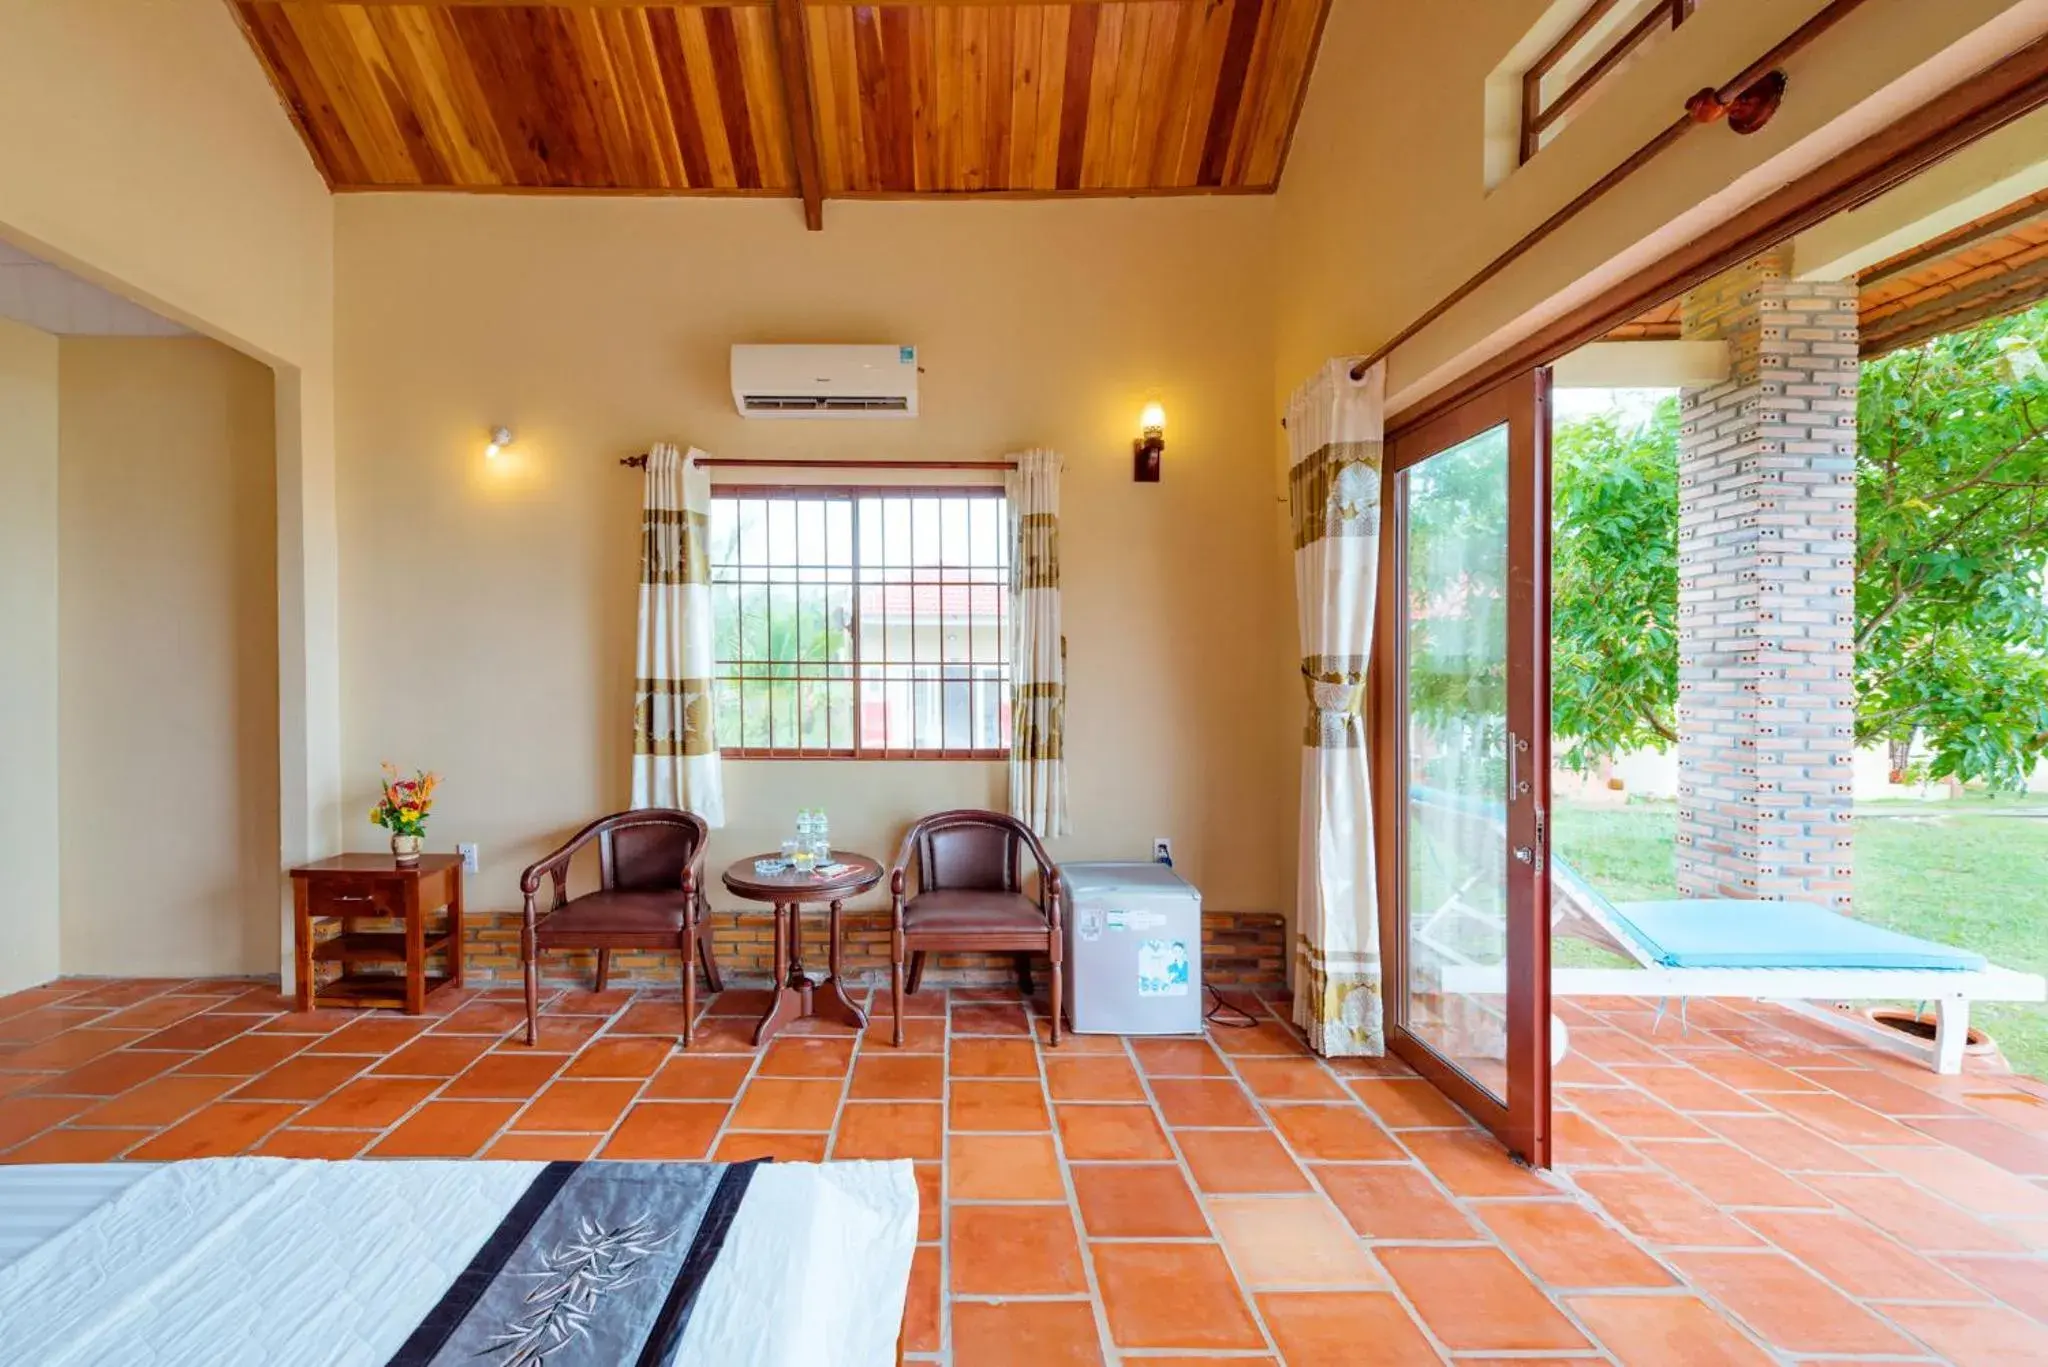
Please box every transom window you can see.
[708,488,1012,758]
[1521,0,1696,163]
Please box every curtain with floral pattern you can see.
[1288,360,1385,1055]
[1007,448,1070,837]
[631,443,725,824]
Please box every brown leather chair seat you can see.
[901,890,1047,935]
[536,890,690,940]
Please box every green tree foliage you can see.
[1550,397,1681,773]
[1405,428,1511,793]
[1548,300,2048,789]
[1855,303,2048,789]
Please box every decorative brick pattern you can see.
[454,907,1288,990]
[1676,247,1858,908]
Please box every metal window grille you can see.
[709,486,1012,758]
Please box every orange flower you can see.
[370,764,441,834]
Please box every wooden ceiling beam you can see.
[770,0,825,230]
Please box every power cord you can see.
[1203,983,1261,1028]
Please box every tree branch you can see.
[1636,699,1678,745]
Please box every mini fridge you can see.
[1062,861,1203,1035]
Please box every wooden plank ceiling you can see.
[1600,188,2048,357]
[230,0,1331,225]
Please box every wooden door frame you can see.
[1374,368,1553,1167]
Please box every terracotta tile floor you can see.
[5,978,2048,1365]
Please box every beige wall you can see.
[0,0,343,985]
[1275,0,2048,412]
[0,318,61,992]
[335,195,1291,916]
[0,0,329,366]
[58,339,280,976]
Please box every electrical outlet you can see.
[458,843,480,874]
[1153,837,1173,865]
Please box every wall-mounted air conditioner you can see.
[730,344,918,419]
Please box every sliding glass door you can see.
[1376,369,1553,1166]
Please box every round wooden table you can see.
[722,852,884,1046]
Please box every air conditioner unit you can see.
[731,344,918,419]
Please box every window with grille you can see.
[708,488,1012,758]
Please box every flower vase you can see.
[390,833,423,866]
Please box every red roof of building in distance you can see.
[860,583,1004,619]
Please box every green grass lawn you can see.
[1550,794,2048,1080]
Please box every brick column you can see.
[1675,246,1857,910]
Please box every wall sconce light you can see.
[484,425,513,460]
[1133,402,1165,483]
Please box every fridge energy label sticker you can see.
[1105,908,1167,933]
[1137,938,1191,997]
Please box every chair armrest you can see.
[682,843,705,919]
[1012,823,1062,925]
[518,816,615,897]
[889,825,920,903]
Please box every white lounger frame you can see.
[1410,796,2047,1074]
[1429,894,2046,1074]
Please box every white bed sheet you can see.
[0,1158,916,1367]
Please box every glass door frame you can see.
[1373,367,1553,1167]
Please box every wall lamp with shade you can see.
[1133,402,1165,482]
[484,425,513,460]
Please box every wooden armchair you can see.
[517,809,722,1046]
[890,809,1063,1047]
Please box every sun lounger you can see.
[1410,785,2046,1073]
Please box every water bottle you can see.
[812,809,831,864]
[792,809,816,872]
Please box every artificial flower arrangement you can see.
[371,762,439,863]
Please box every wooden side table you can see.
[290,853,465,1013]
[722,852,883,1045]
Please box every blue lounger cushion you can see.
[1407,783,1987,972]
[1599,898,1986,972]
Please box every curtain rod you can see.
[1344,0,1868,384]
[620,454,1017,470]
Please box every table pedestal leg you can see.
[750,896,872,1043]
[753,901,807,1046]
[815,898,869,1029]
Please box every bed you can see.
[0,1157,917,1366]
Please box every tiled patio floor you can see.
[3,977,2046,1364]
